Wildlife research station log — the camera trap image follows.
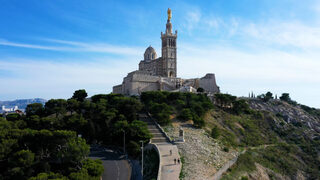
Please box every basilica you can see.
[113,9,220,95]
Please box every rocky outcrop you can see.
[247,99,320,138]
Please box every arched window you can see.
[152,54,154,59]
[169,71,174,77]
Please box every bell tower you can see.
[161,8,177,78]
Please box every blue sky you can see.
[1,0,320,108]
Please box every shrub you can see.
[127,140,141,158]
[193,115,205,128]
[211,126,220,139]
[82,159,104,177]
[178,108,193,121]
[233,99,249,114]
[150,103,172,125]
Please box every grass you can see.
[205,106,320,179]
[179,153,186,179]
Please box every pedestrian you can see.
[174,158,176,164]
[178,158,180,164]
[170,150,172,156]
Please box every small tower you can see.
[161,8,177,78]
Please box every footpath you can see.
[139,114,181,180]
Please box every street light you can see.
[140,140,144,178]
[123,130,126,158]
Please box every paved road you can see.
[89,146,131,180]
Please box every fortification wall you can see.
[112,84,122,94]
[199,73,220,93]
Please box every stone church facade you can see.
[113,9,220,95]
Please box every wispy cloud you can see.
[0,58,138,100]
[178,42,320,108]
[0,39,67,51]
[0,38,144,56]
[240,21,320,49]
[182,9,201,33]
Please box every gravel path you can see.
[163,122,237,180]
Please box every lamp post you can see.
[140,140,144,178]
[123,130,126,158]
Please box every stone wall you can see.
[112,84,122,94]
[199,73,220,93]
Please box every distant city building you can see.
[113,9,220,95]
[1,105,19,113]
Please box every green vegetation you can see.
[257,91,273,102]
[221,143,316,179]
[2,90,319,179]
[179,153,185,179]
[143,148,159,180]
[279,93,297,105]
[141,91,213,127]
[0,90,152,180]
[209,93,320,179]
[300,104,320,118]
[211,126,220,139]
[208,110,278,148]
[214,93,251,114]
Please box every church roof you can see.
[144,45,157,61]
[145,46,156,54]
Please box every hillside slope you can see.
[155,93,319,180]
[214,98,320,179]
[0,98,47,110]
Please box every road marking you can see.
[115,161,120,180]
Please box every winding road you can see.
[89,146,131,180]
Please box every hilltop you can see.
[0,90,319,180]
[0,98,47,110]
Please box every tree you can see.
[45,99,67,118]
[82,159,104,177]
[10,149,35,168]
[280,93,291,102]
[6,113,21,121]
[233,99,250,114]
[72,89,88,102]
[67,99,79,115]
[150,103,172,125]
[265,92,273,101]
[26,103,44,117]
[29,172,67,180]
[214,93,236,108]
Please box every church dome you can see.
[144,46,157,61]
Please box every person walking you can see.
[174,158,176,164]
[170,150,172,156]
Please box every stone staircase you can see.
[139,114,170,144]
[139,113,181,180]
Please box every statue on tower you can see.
[167,8,172,21]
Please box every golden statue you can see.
[167,8,172,20]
